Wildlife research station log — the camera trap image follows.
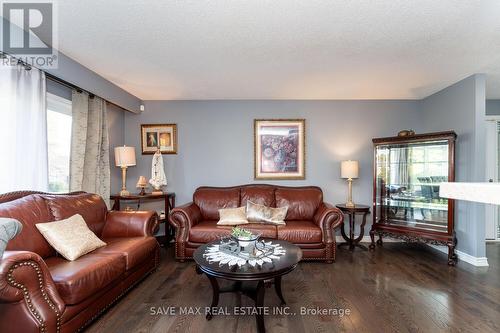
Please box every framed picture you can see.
[254,119,305,180]
[141,124,178,154]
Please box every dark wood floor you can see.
[86,243,500,333]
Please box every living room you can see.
[1,1,500,333]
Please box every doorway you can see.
[485,117,500,241]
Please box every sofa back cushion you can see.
[275,187,323,220]
[0,195,56,258]
[194,187,240,220]
[240,185,275,207]
[42,193,108,237]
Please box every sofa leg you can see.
[326,260,333,264]
[178,259,185,263]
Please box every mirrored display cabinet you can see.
[369,131,457,265]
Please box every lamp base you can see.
[345,178,355,208]
[119,189,130,197]
[345,201,355,208]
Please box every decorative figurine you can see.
[149,148,167,195]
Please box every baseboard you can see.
[428,245,489,267]
[337,236,489,267]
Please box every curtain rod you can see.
[45,72,94,98]
[1,51,129,110]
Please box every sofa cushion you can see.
[275,187,323,220]
[240,185,275,207]
[46,252,125,305]
[43,193,108,237]
[189,221,277,243]
[96,237,158,270]
[277,221,322,243]
[193,187,240,220]
[0,195,56,258]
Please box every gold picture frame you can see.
[254,119,305,180]
[141,124,178,154]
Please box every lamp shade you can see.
[114,146,136,167]
[341,160,359,179]
[136,176,147,187]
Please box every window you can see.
[46,93,72,192]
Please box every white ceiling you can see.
[53,0,500,100]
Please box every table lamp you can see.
[115,146,136,196]
[341,160,359,208]
[136,176,148,195]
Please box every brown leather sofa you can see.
[169,185,343,262]
[0,191,160,333]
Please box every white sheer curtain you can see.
[69,90,110,205]
[0,62,48,193]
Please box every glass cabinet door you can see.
[374,139,450,233]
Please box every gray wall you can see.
[420,74,487,257]
[123,100,422,231]
[486,100,500,115]
[108,104,126,194]
[47,79,72,100]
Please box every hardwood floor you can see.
[86,243,500,333]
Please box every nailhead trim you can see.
[7,249,161,333]
[7,260,61,333]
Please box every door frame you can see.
[485,116,500,241]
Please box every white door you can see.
[485,119,499,240]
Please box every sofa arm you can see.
[0,251,65,333]
[169,203,202,229]
[102,211,159,238]
[313,203,344,243]
[169,203,201,238]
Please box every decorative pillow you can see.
[217,207,249,226]
[246,201,287,225]
[35,214,106,261]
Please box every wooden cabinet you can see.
[369,131,457,265]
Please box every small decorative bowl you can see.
[232,233,261,250]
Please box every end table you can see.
[110,192,175,248]
[336,204,370,251]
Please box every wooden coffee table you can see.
[193,239,302,333]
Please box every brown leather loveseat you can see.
[169,185,343,262]
[0,191,160,333]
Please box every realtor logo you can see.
[1,1,58,68]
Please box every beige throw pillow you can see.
[35,214,106,261]
[246,201,287,225]
[217,207,249,226]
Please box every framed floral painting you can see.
[254,119,305,180]
[141,124,177,154]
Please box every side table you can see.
[110,192,176,248]
[336,204,370,251]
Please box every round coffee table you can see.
[193,239,302,333]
